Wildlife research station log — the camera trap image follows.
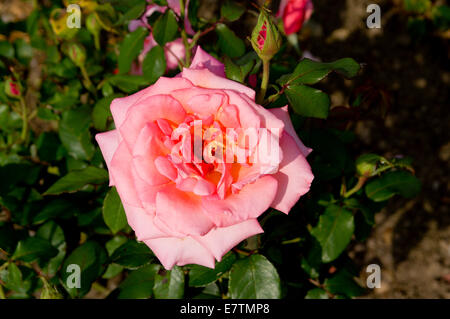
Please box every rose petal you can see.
[95,129,120,186]
[109,141,141,207]
[110,77,193,130]
[120,94,186,149]
[144,236,216,269]
[181,68,256,100]
[155,184,215,236]
[270,132,314,214]
[194,219,263,261]
[269,106,312,157]
[190,46,226,77]
[202,175,278,227]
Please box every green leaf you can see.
[224,56,254,83]
[92,94,122,131]
[153,9,179,46]
[118,27,148,74]
[285,85,330,119]
[115,0,146,26]
[32,199,75,224]
[103,187,128,234]
[365,170,421,202]
[153,266,184,299]
[1,263,23,292]
[102,236,128,279]
[0,41,14,59]
[216,23,245,58]
[404,0,431,13]
[189,252,236,287]
[61,241,107,297]
[142,45,166,84]
[310,204,355,263]
[278,58,360,86]
[44,166,108,195]
[324,269,365,298]
[229,254,281,299]
[111,240,153,268]
[36,221,67,276]
[12,237,58,262]
[187,0,200,28]
[14,38,33,63]
[305,288,329,299]
[221,0,245,22]
[108,74,148,92]
[59,106,95,161]
[118,264,160,299]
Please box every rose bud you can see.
[62,42,86,67]
[355,153,386,177]
[250,8,282,62]
[277,0,314,35]
[86,13,102,39]
[4,78,22,99]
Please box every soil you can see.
[305,0,450,298]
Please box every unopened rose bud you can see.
[62,42,86,67]
[355,153,386,177]
[4,78,21,99]
[86,13,101,49]
[86,13,101,35]
[250,8,282,62]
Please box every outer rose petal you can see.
[270,133,314,214]
[95,130,119,186]
[155,185,215,236]
[195,219,263,261]
[109,142,141,207]
[269,106,312,157]
[202,176,278,227]
[110,77,193,130]
[119,94,186,148]
[122,203,173,241]
[144,236,215,269]
[181,68,256,100]
[190,46,226,77]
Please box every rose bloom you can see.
[96,47,313,269]
[129,0,194,73]
[277,0,314,35]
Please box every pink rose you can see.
[129,1,195,73]
[277,0,314,35]
[96,47,313,269]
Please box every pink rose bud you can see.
[4,78,21,99]
[277,0,314,35]
[251,8,282,62]
[95,46,313,269]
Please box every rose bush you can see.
[96,47,313,269]
[0,0,422,300]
